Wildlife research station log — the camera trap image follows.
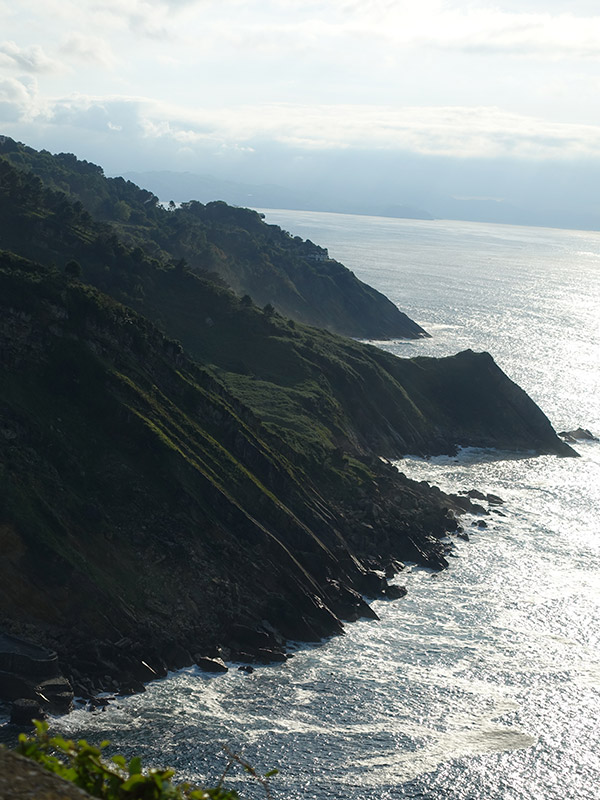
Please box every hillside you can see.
[0,253,450,696]
[0,138,427,340]
[0,142,574,704]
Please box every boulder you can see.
[255,649,287,663]
[325,579,379,621]
[465,489,487,501]
[357,570,387,597]
[195,656,228,673]
[384,584,407,600]
[10,697,45,726]
[35,676,74,714]
[559,427,598,441]
[444,514,459,532]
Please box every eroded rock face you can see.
[0,748,96,799]
[0,634,73,714]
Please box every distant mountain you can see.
[122,169,435,221]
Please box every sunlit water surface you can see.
[53,214,600,798]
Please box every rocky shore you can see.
[0,476,500,727]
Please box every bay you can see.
[53,212,600,799]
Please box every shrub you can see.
[16,720,278,799]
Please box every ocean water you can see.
[53,212,600,799]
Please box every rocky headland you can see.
[0,141,574,719]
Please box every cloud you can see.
[416,9,600,59]
[89,0,179,39]
[139,100,600,160]
[0,40,58,72]
[0,76,42,121]
[171,2,600,61]
[46,95,148,135]
[59,34,117,69]
[22,92,600,161]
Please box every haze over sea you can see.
[55,212,600,799]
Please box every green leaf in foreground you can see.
[15,720,277,799]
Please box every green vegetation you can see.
[15,721,277,799]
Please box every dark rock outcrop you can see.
[0,635,72,715]
[559,428,598,442]
[0,748,96,799]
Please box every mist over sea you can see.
[54,213,600,799]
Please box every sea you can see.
[52,212,600,798]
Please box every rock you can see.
[35,676,74,714]
[10,697,45,726]
[0,634,73,715]
[0,749,97,800]
[384,584,407,600]
[238,665,254,674]
[486,494,504,506]
[231,651,255,663]
[457,531,470,541]
[118,680,146,695]
[229,624,273,651]
[325,579,379,621]
[129,660,159,682]
[89,696,112,708]
[255,649,287,663]
[444,514,459,532]
[559,427,598,442]
[384,560,405,578]
[357,570,387,597]
[0,634,60,682]
[465,489,487,501]
[161,642,194,669]
[195,656,228,673]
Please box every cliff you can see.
[0,141,573,707]
[0,251,572,703]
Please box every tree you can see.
[64,260,81,279]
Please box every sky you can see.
[2,0,600,227]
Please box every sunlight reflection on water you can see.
[49,215,600,800]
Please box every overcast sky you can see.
[2,0,600,225]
